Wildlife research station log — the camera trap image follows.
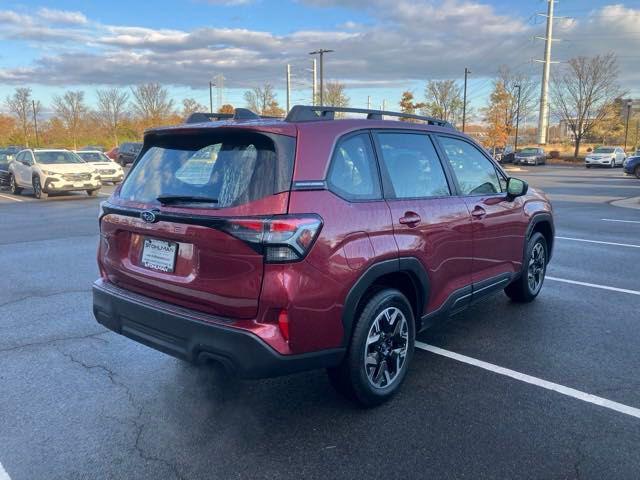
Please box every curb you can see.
[611,197,640,210]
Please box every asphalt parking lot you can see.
[1,165,639,480]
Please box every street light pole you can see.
[209,81,214,113]
[514,84,522,152]
[462,67,470,132]
[309,49,334,106]
[624,99,633,151]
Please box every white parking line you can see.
[556,236,640,249]
[547,276,640,296]
[0,193,23,202]
[601,218,640,225]
[415,342,640,420]
[0,462,11,480]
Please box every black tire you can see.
[86,189,99,197]
[32,176,47,199]
[635,165,640,179]
[9,174,22,195]
[505,232,548,303]
[327,288,415,407]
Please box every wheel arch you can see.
[526,213,554,262]
[341,257,429,347]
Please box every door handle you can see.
[471,206,486,219]
[399,211,421,227]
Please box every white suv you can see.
[75,150,125,184]
[9,149,102,199]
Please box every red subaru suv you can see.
[93,106,553,406]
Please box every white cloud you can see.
[36,8,88,25]
[0,2,638,94]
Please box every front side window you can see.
[327,133,381,201]
[376,132,450,199]
[437,136,502,196]
[119,131,294,208]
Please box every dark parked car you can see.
[116,142,142,166]
[623,154,640,178]
[94,105,554,406]
[514,147,546,166]
[0,150,14,186]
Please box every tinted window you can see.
[438,136,501,195]
[327,133,380,200]
[0,153,8,169]
[119,131,294,208]
[377,133,450,199]
[77,152,110,163]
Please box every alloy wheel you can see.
[528,242,546,294]
[364,307,409,389]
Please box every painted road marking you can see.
[0,193,23,202]
[556,236,640,249]
[601,218,640,225]
[0,462,11,480]
[547,276,640,296]
[415,342,640,420]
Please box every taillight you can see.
[220,215,322,263]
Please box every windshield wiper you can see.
[157,195,219,205]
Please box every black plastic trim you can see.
[341,257,429,346]
[93,279,345,378]
[525,212,555,262]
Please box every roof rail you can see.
[184,109,283,124]
[284,105,454,128]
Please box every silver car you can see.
[585,146,626,168]
[514,147,546,166]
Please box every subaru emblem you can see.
[141,210,157,223]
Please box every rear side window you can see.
[376,132,450,199]
[327,133,381,201]
[437,136,502,195]
[119,131,295,208]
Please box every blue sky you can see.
[1,0,639,119]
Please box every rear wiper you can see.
[157,195,219,205]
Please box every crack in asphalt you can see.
[0,330,108,354]
[55,346,186,480]
[0,288,92,309]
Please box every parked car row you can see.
[3,148,125,199]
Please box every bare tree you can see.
[5,87,35,147]
[551,53,622,158]
[181,98,207,118]
[497,66,538,136]
[423,80,463,124]
[52,90,87,150]
[244,83,278,115]
[96,88,129,147]
[130,83,175,125]
[323,81,350,110]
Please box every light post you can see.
[514,84,522,152]
[624,99,633,151]
[209,80,215,113]
[309,49,334,106]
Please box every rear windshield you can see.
[35,151,84,164]
[119,130,295,208]
[520,148,539,155]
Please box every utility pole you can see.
[31,100,39,147]
[624,99,633,151]
[367,96,371,110]
[462,67,470,132]
[536,0,558,145]
[309,49,334,106]
[286,64,291,113]
[382,99,386,111]
[514,84,521,151]
[311,59,317,106]
[214,74,225,110]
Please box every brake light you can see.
[220,215,322,263]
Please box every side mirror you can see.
[507,177,528,200]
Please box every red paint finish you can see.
[96,118,554,363]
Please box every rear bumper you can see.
[92,279,344,378]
